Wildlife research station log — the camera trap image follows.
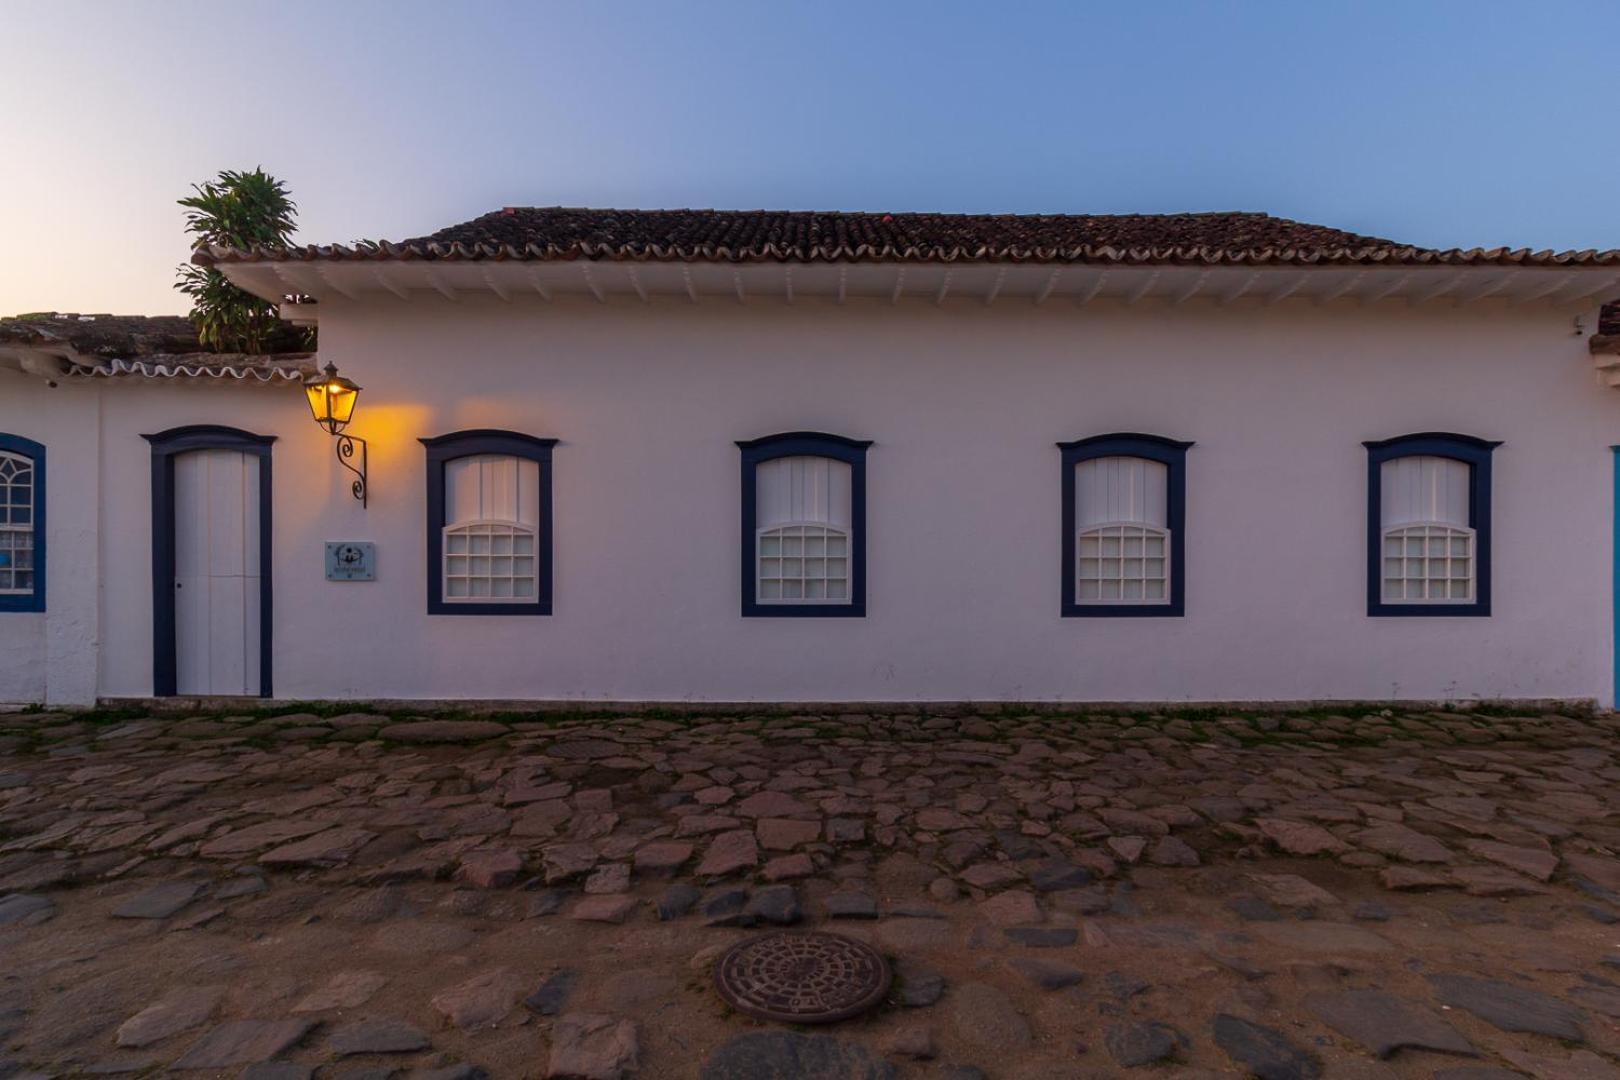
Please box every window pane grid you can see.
[1382,524,1473,602]
[0,451,34,595]
[443,522,538,602]
[758,524,849,603]
[1076,523,1169,604]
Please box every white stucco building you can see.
[3,207,1619,708]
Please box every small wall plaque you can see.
[325,541,375,581]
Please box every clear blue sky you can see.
[3,0,1616,313]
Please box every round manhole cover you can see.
[714,931,892,1024]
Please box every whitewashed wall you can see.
[0,379,99,705]
[1,294,1614,706]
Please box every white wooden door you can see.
[173,449,261,695]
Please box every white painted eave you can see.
[221,260,1620,311]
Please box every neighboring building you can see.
[3,208,1619,708]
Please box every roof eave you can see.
[217,258,1620,310]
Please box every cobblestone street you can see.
[2,704,1618,1078]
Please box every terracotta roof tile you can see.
[196,206,1620,269]
[0,312,308,359]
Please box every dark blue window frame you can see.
[0,434,45,614]
[738,432,871,618]
[422,430,557,616]
[1060,433,1193,618]
[1365,432,1499,618]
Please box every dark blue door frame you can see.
[142,425,275,698]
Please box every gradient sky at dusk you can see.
[3,1,1617,314]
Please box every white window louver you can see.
[1074,455,1170,604]
[442,454,541,603]
[1380,455,1473,603]
[755,455,852,603]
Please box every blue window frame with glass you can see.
[0,434,45,613]
[422,430,556,616]
[738,432,871,617]
[1365,432,1499,617]
[1060,433,1192,618]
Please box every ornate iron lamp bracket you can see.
[335,433,367,507]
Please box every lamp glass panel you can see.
[304,382,329,423]
[327,383,358,425]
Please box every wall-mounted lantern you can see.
[304,361,367,506]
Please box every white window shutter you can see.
[1380,456,1469,528]
[1074,456,1171,605]
[443,454,541,603]
[757,456,852,530]
[1380,456,1474,603]
[446,455,541,528]
[1075,456,1168,528]
[755,456,853,604]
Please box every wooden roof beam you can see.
[1555,273,1620,305]
[1511,273,1576,306]
[372,268,410,301]
[479,268,511,303]
[1170,271,1211,306]
[1077,271,1109,307]
[268,263,316,299]
[423,268,458,302]
[1453,271,1514,305]
[1123,271,1161,306]
[1262,274,1308,306]
[983,267,1006,306]
[578,264,606,304]
[626,266,648,303]
[1359,272,1412,306]
[526,269,553,302]
[1408,271,1470,306]
[1315,270,1368,306]
[1033,268,1062,306]
[313,266,359,301]
[1217,272,1261,307]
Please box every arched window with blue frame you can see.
[738,432,871,617]
[1060,433,1192,617]
[1365,432,1499,617]
[0,434,44,613]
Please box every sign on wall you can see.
[325,542,376,581]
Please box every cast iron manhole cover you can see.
[714,931,892,1024]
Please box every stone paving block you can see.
[171,1018,316,1069]
[112,881,202,919]
[1427,974,1586,1041]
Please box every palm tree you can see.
[174,168,297,353]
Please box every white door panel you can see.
[173,449,260,695]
